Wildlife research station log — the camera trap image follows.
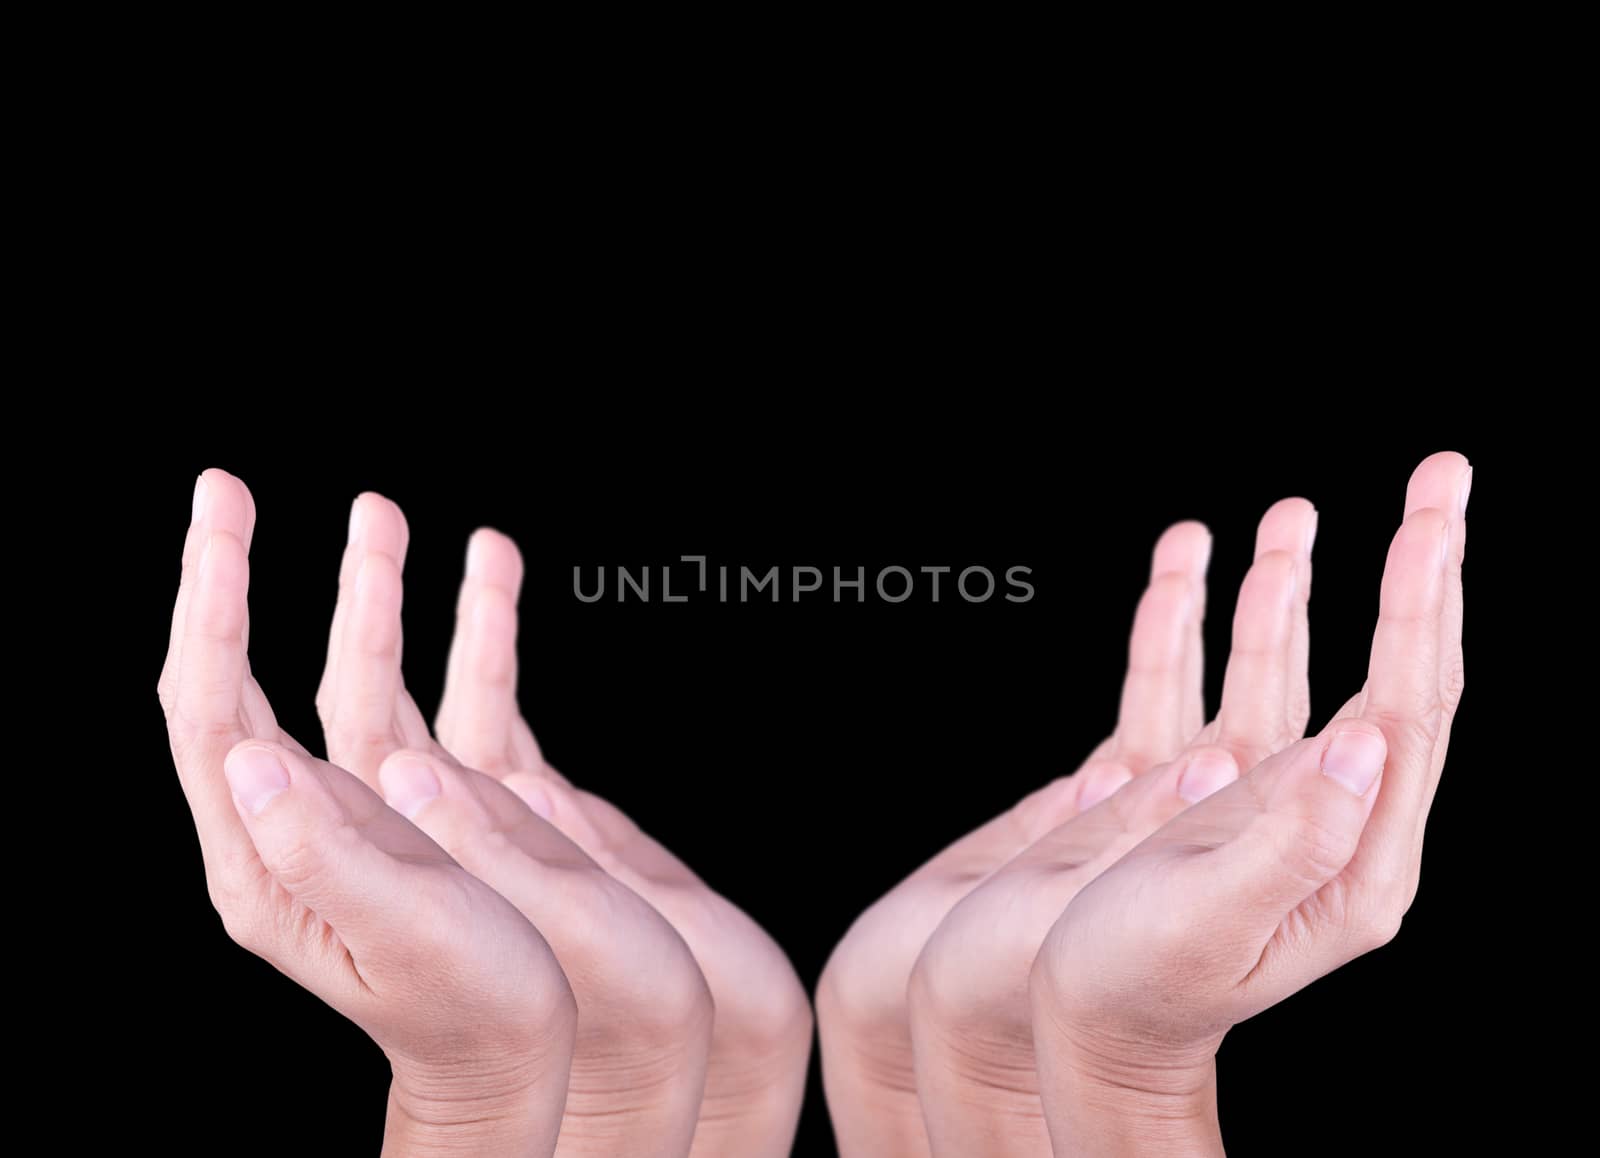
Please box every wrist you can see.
[1052,1059,1222,1157]
[1038,1031,1224,1158]
[382,1059,566,1158]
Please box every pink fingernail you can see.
[519,779,554,821]
[380,756,442,819]
[1304,509,1319,556]
[1177,750,1238,803]
[192,476,207,524]
[1320,730,1386,797]
[1459,468,1472,518]
[1077,765,1133,810]
[225,747,290,815]
[348,499,364,545]
[467,534,490,579]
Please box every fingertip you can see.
[378,749,444,820]
[1404,452,1472,517]
[224,742,291,816]
[349,492,411,563]
[1152,521,1212,580]
[1255,497,1317,559]
[1319,721,1388,797]
[194,468,256,544]
[1176,746,1239,804]
[467,528,525,594]
[1077,759,1135,811]
[501,771,555,821]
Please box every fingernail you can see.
[518,779,554,821]
[1177,750,1238,803]
[1459,468,1472,519]
[1078,764,1133,810]
[225,747,290,815]
[1304,509,1318,556]
[380,755,442,819]
[467,534,489,579]
[1320,730,1386,796]
[192,475,207,524]
[348,499,364,545]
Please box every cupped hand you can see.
[160,470,577,1158]
[816,511,1239,1157]
[1030,452,1469,1157]
[320,493,811,1158]
[905,497,1318,1156]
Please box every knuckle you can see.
[1357,905,1405,952]
[1441,656,1466,710]
[1279,812,1358,885]
[207,876,261,951]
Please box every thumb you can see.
[223,741,430,955]
[1194,721,1386,937]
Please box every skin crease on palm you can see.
[160,470,577,1158]
[320,490,813,1158]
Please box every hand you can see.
[320,493,812,1158]
[817,512,1234,1156]
[1030,452,1469,1157]
[318,493,712,1156]
[904,496,1317,1156]
[159,470,577,1158]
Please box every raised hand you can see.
[320,494,812,1158]
[1030,452,1469,1157]
[815,512,1240,1156]
[904,497,1317,1156]
[160,471,576,1158]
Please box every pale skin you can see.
[906,495,1318,1155]
[320,492,714,1157]
[818,488,1313,1156]
[321,491,812,1158]
[1031,451,1468,1156]
[822,451,1466,1156]
[167,458,1463,1155]
[160,470,577,1157]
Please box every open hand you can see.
[320,493,812,1158]
[816,506,1252,1156]
[904,496,1317,1155]
[1030,452,1469,1156]
[160,470,577,1157]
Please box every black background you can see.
[24,22,1577,1148]
[90,409,1533,1156]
